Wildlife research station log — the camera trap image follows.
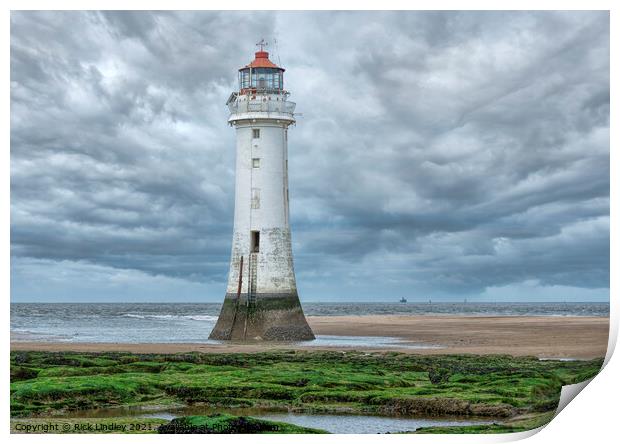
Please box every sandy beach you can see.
[11,315,609,359]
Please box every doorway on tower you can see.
[251,230,260,253]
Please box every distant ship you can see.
[399,297,407,303]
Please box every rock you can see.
[378,397,515,418]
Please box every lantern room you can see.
[238,50,285,93]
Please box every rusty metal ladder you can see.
[248,253,258,305]
[243,253,258,340]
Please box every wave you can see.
[185,315,218,321]
[121,313,217,322]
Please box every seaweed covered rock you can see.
[428,367,452,384]
[157,414,327,434]
[378,397,515,418]
[10,366,38,383]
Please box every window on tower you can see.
[252,158,260,168]
[252,129,260,139]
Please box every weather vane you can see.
[256,38,268,51]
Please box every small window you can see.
[251,231,260,253]
[252,129,260,139]
[252,158,260,168]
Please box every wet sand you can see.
[10,315,609,359]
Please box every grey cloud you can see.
[10,11,609,301]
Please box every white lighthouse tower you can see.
[210,42,314,341]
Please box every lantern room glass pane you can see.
[239,69,250,89]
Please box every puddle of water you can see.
[213,335,443,350]
[294,335,443,349]
[55,405,494,434]
[254,412,492,434]
[140,411,492,434]
[11,327,443,350]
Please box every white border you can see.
[3,2,616,443]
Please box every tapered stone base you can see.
[209,292,315,341]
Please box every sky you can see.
[10,11,610,303]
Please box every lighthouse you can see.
[209,42,315,341]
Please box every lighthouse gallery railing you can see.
[228,100,296,115]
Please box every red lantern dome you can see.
[242,50,283,70]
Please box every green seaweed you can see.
[10,350,603,434]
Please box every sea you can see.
[10,302,609,344]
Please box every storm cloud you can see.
[10,11,609,302]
